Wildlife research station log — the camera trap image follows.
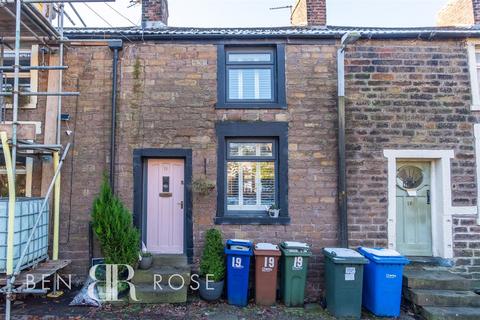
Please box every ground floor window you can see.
[215,122,289,225]
[0,156,33,197]
[226,140,276,211]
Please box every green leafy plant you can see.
[192,177,215,196]
[91,176,140,266]
[199,228,225,282]
[269,204,279,210]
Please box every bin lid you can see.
[323,248,369,264]
[255,243,279,250]
[228,239,252,245]
[281,241,309,249]
[225,239,253,255]
[358,247,410,265]
[279,241,312,256]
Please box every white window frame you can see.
[2,45,39,109]
[468,42,480,111]
[0,156,33,197]
[226,140,277,213]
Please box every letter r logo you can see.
[88,264,138,302]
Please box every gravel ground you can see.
[1,288,417,319]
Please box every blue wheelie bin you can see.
[358,247,410,317]
[225,239,253,306]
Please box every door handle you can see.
[427,190,430,205]
[178,201,184,209]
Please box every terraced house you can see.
[2,0,480,310]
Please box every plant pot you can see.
[199,277,224,301]
[138,256,153,270]
[268,209,280,218]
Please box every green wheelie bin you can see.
[279,241,311,307]
[323,248,369,319]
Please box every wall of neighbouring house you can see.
[18,37,479,293]
[345,39,480,277]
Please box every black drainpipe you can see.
[337,46,348,248]
[108,39,123,192]
[337,32,360,248]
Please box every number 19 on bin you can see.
[293,256,303,270]
[232,257,243,269]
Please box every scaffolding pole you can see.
[0,0,88,318]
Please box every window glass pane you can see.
[0,156,27,167]
[228,52,271,63]
[228,68,272,100]
[3,51,31,68]
[5,77,31,92]
[0,174,26,197]
[229,142,273,157]
[227,161,275,211]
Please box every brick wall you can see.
[142,0,169,27]
[31,37,480,289]
[474,0,480,24]
[345,40,480,277]
[115,43,339,296]
[57,43,339,295]
[437,0,475,26]
[453,217,480,277]
[291,0,326,26]
[59,46,112,279]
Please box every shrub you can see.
[199,228,225,282]
[91,176,140,266]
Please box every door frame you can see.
[384,149,456,259]
[133,148,193,263]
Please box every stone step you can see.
[152,254,188,267]
[129,283,188,304]
[132,266,191,286]
[420,306,480,320]
[403,269,474,291]
[405,289,480,307]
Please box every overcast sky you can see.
[60,0,451,28]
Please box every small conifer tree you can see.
[199,228,225,282]
[91,176,140,266]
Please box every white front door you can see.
[396,161,432,256]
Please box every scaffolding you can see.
[0,1,107,319]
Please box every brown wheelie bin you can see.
[254,243,281,305]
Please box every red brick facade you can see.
[344,40,479,277]
[142,0,169,27]
[15,37,480,295]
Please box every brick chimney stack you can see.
[436,0,478,26]
[142,0,169,28]
[291,0,327,26]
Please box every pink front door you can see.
[146,159,184,254]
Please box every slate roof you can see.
[63,25,480,40]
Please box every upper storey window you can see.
[217,45,286,109]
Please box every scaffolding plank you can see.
[0,259,71,287]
